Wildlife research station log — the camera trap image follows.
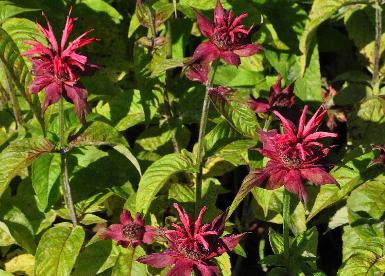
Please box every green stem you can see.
[194,60,219,217]
[59,98,78,226]
[127,246,136,276]
[164,20,180,153]
[259,238,268,272]
[372,0,383,90]
[282,190,291,271]
[263,114,273,131]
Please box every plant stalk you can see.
[282,190,291,272]
[164,20,180,153]
[59,98,78,226]
[194,60,218,217]
[372,0,382,88]
[127,246,136,276]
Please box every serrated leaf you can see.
[34,224,85,276]
[269,228,284,254]
[204,120,240,157]
[31,153,61,212]
[0,138,54,196]
[135,150,196,215]
[210,92,260,138]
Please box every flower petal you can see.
[103,224,125,242]
[192,41,220,64]
[168,259,194,276]
[61,7,75,50]
[184,62,209,84]
[195,12,213,38]
[219,51,240,66]
[300,167,337,186]
[196,262,220,276]
[303,131,337,143]
[138,252,176,268]
[273,110,297,139]
[220,233,245,252]
[248,98,270,113]
[63,84,90,123]
[143,226,156,244]
[267,168,287,189]
[120,209,133,224]
[29,75,53,94]
[283,169,307,202]
[233,44,262,57]
[214,0,226,25]
[42,82,62,113]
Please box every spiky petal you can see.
[235,105,338,203]
[193,0,261,66]
[23,8,98,122]
[138,204,244,276]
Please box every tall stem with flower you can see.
[23,9,98,225]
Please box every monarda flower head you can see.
[238,105,338,203]
[193,0,262,66]
[23,8,98,123]
[248,75,294,113]
[102,210,155,247]
[138,203,244,276]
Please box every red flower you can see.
[184,59,210,84]
[102,210,155,247]
[370,145,385,166]
[193,0,262,66]
[248,75,294,113]
[238,106,337,202]
[138,203,244,276]
[23,8,98,122]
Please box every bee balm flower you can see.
[238,105,338,203]
[23,8,98,122]
[193,0,262,66]
[138,203,244,276]
[102,210,155,248]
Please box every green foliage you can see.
[34,223,85,276]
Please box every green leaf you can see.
[0,1,38,22]
[69,121,141,176]
[349,97,385,145]
[0,206,36,253]
[215,253,232,276]
[150,58,185,78]
[4,253,34,276]
[80,0,123,24]
[0,138,54,196]
[34,223,85,276]
[294,45,322,102]
[347,180,385,220]
[269,228,284,254]
[210,92,260,138]
[213,64,265,87]
[135,150,196,215]
[31,153,61,212]
[73,240,113,275]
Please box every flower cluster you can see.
[185,0,261,84]
[23,9,97,122]
[241,105,338,202]
[135,204,243,276]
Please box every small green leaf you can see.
[0,1,38,22]
[135,150,196,215]
[269,228,284,254]
[0,138,54,196]
[215,253,232,276]
[34,223,85,276]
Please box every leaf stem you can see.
[195,60,219,217]
[372,0,382,89]
[59,98,78,226]
[282,189,291,272]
